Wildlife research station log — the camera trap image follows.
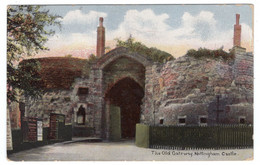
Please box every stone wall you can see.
[233,46,253,89]
[141,49,253,126]
[73,76,99,133]
[23,46,253,137]
[25,90,74,127]
[141,64,162,124]
[25,81,98,129]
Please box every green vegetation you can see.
[88,54,98,63]
[115,36,175,63]
[186,47,235,61]
[81,54,99,77]
[7,5,61,102]
[16,59,43,98]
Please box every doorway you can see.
[105,77,144,139]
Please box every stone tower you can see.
[96,17,105,57]
[233,14,241,47]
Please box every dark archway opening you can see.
[105,77,144,138]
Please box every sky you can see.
[34,4,254,59]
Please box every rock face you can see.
[142,47,253,126]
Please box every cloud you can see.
[180,11,217,41]
[109,9,252,53]
[169,11,232,49]
[241,23,253,42]
[39,9,253,59]
[38,33,97,59]
[240,23,253,51]
[47,32,96,47]
[108,9,170,41]
[108,9,226,50]
[60,10,107,25]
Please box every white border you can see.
[1,1,259,165]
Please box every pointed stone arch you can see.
[93,47,153,70]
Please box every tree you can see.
[7,5,61,102]
[115,36,175,63]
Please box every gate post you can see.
[135,124,150,148]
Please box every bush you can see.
[115,36,175,63]
[186,47,235,61]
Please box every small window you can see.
[200,118,207,123]
[178,116,186,125]
[159,119,164,125]
[199,116,207,125]
[77,87,89,96]
[239,117,246,124]
[179,118,186,124]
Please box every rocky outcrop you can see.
[142,52,253,125]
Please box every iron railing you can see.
[149,125,253,149]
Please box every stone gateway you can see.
[16,15,253,140]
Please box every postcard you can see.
[6,4,253,161]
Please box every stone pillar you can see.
[233,14,241,47]
[142,65,154,124]
[96,17,105,57]
[105,99,110,139]
[91,69,103,137]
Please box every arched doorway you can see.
[105,77,144,139]
[92,47,152,139]
[77,105,86,125]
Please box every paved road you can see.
[7,140,253,161]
